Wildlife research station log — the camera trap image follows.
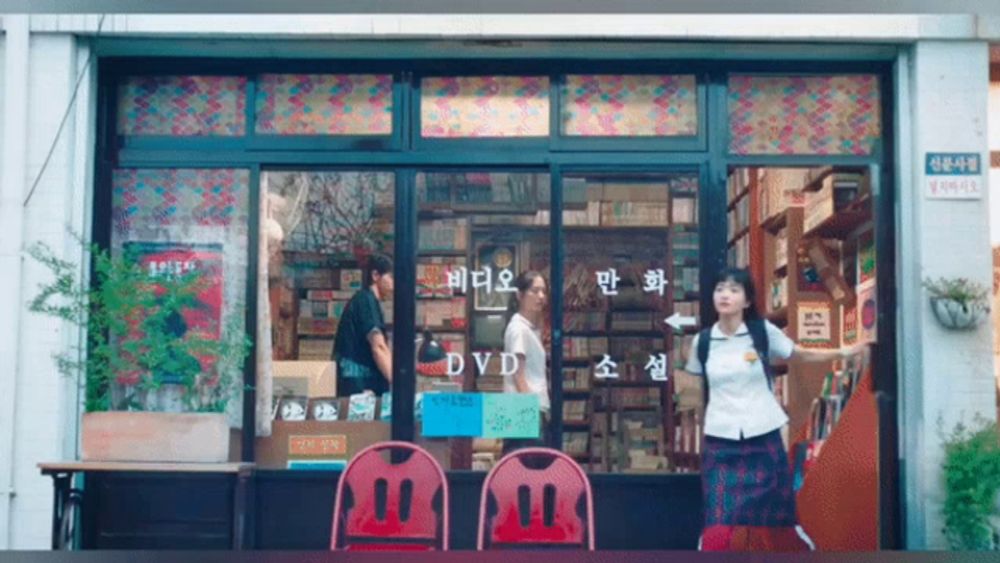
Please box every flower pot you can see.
[930,297,988,331]
[81,411,230,463]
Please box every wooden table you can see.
[38,461,254,550]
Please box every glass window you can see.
[727,164,874,466]
[257,170,395,469]
[117,76,247,136]
[561,172,701,474]
[561,75,698,137]
[414,171,551,470]
[109,167,250,421]
[420,76,550,138]
[728,75,881,155]
[255,74,394,136]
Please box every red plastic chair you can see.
[330,441,449,551]
[477,447,595,550]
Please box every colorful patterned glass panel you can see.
[561,75,698,137]
[117,76,247,136]
[728,74,881,155]
[255,74,394,135]
[421,76,550,138]
[112,169,250,238]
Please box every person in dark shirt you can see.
[333,253,394,397]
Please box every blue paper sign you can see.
[421,393,483,437]
[482,393,540,439]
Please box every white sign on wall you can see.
[925,152,983,200]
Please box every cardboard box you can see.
[804,175,835,233]
[256,420,390,469]
[273,360,336,398]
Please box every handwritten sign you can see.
[421,393,483,437]
[482,393,540,439]
[288,435,347,457]
[797,302,832,347]
[925,152,983,199]
[842,302,859,347]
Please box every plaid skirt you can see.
[701,429,797,527]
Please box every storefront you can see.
[72,54,894,549]
[3,15,997,551]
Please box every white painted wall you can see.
[1,33,5,161]
[0,24,90,548]
[16,14,1000,42]
[899,41,995,550]
[990,78,1000,244]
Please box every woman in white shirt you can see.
[685,267,868,551]
[502,270,550,453]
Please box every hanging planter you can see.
[924,277,990,331]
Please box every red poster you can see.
[121,242,224,385]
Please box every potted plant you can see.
[941,415,1000,550]
[923,277,990,331]
[27,240,251,463]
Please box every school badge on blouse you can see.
[744,349,759,364]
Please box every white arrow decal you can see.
[664,313,697,331]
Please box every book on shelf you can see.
[562,432,590,456]
[340,269,363,291]
[564,311,606,332]
[673,240,699,265]
[563,367,592,391]
[563,201,602,227]
[298,269,337,289]
[418,218,469,252]
[562,336,609,359]
[305,289,354,301]
[297,318,338,336]
[758,168,809,223]
[727,195,750,236]
[775,227,789,270]
[672,198,697,224]
[298,338,334,361]
[673,266,699,297]
[728,236,749,268]
[416,298,467,329]
[564,399,589,423]
[727,168,752,201]
[298,299,347,321]
[601,183,670,203]
[600,201,669,227]
[477,374,505,393]
[610,312,656,331]
[417,257,467,299]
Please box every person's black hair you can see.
[713,267,761,320]
[506,270,546,320]
[364,253,393,287]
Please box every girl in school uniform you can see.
[685,267,868,551]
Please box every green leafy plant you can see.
[923,277,990,308]
[27,240,251,413]
[940,415,1000,550]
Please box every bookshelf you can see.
[727,166,876,541]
